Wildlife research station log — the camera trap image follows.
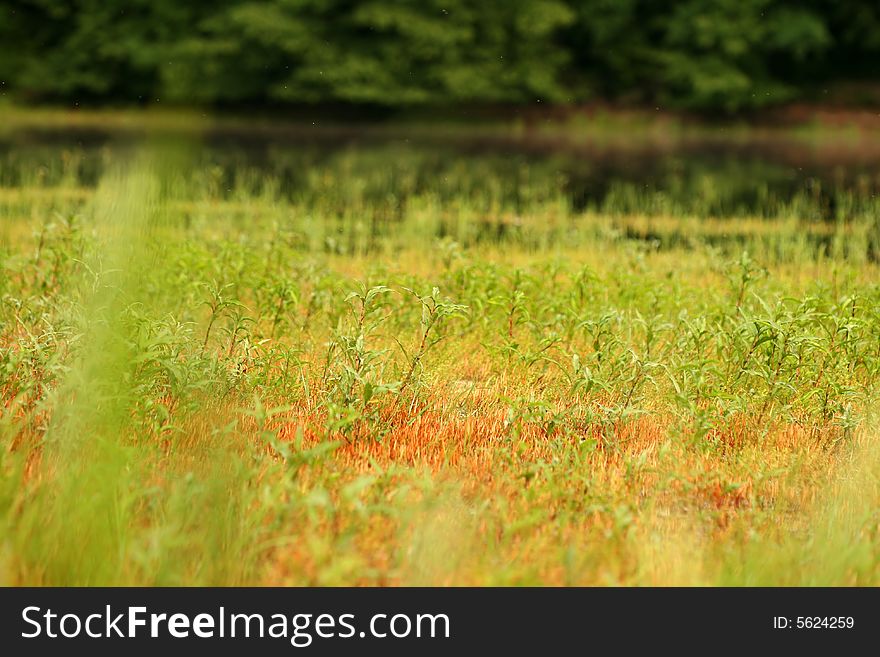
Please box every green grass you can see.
[2,124,880,585]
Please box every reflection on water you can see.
[1,124,878,219]
[2,124,880,263]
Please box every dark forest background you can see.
[1,0,879,113]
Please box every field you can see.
[2,116,880,586]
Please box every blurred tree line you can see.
[1,0,878,112]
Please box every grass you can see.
[2,124,880,586]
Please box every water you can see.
[2,123,879,219]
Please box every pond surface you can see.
[1,123,879,223]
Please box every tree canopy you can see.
[1,0,878,111]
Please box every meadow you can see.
[2,118,880,585]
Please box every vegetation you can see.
[2,127,880,585]
[2,1,880,111]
